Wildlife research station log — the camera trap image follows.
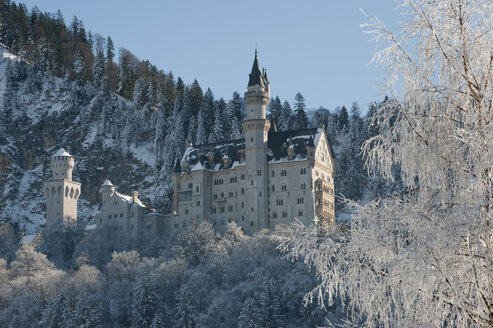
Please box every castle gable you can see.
[267,127,317,162]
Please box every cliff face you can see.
[0,47,173,234]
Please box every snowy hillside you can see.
[0,45,172,234]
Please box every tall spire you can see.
[248,49,264,87]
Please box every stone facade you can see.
[94,179,166,246]
[171,53,335,234]
[46,52,336,240]
[44,148,81,224]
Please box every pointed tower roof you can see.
[102,179,113,186]
[52,148,71,157]
[248,49,264,87]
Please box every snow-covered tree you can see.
[283,1,493,327]
[238,298,262,328]
[131,272,158,328]
[173,286,196,328]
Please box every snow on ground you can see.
[129,143,156,167]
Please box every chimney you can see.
[132,191,138,203]
[223,155,231,169]
[208,151,215,168]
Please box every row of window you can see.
[107,211,135,219]
[271,209,303,218]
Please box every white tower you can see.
[44,148,81,224]
[242,50,271,232]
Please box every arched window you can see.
[70,187,74,199]
[65,186,69,197]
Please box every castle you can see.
[44,52,335,237]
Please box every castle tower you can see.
[100,179,115,204]
[242,50,271,231]
[44,148,81,224]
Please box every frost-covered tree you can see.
[238,297,262,328]
[131,272,158,328]
[283,1,493,327]
[258,277,283,328]
[279,100,292,131]
[173,286,196,328]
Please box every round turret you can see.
[50,148,75,181]
[100,179,115,203]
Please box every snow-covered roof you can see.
[52,148,71,157]
[191,162,204,172]
[102,179,113,186]
[115,191,145,208]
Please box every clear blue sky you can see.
[21,0,401,111]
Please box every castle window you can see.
[108,215,111,219]
[242,216,244,221]
[273,212,278,218]
[257,169,262,176]
[115,202,117,205]
[131,212,134,217]
[147,225,151,230]
[175,223,178,229]
[251,221,254,226]
[272,185,275,192]
[120,213,123,217]
[297,197,304,204]
[282,185,287,191]
[229,192,234,198]
[100,218,102,223]
[298,209,303,217]
[120,226,122,231]
[276,198,284,206]
[185,208,189,215]
[300,167,307,175]
[241,174,245,180]
[251,137,253,142]
[281,169,287,176]
[301,183,306,190]
[213,194,218,200]
[251,208,254,212]
[221,192,224,198]
[196,200,200,206]
[113,214,117,218]
[132,225,134,230]
[212,208,217,214]
[241,188,245,194]
[259,192,262,197]
[251,180,253,185]
[188,182,193,189]
[271,170,275,177]
[230,177,237,183]
[229,205,233,212]
[220,207,225,213]
[195,186,200,193]
[282,211,288,218]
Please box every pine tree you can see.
[258,278,283,328]
[227,91,245,138]
[293,92,308,129]
[279,100,292,131]
[196,108,207,145]
[238,298,262,328]
[131,273,158,328]
[173,286,196,328]
[106,36,114,62]
[268,96,282,123]
[209,98,227,143]
[337,105,349,132]
[150,313,166,328]
[41,293,67,328]
[187,79,203,117]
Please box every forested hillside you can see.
[0,0,397,235]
